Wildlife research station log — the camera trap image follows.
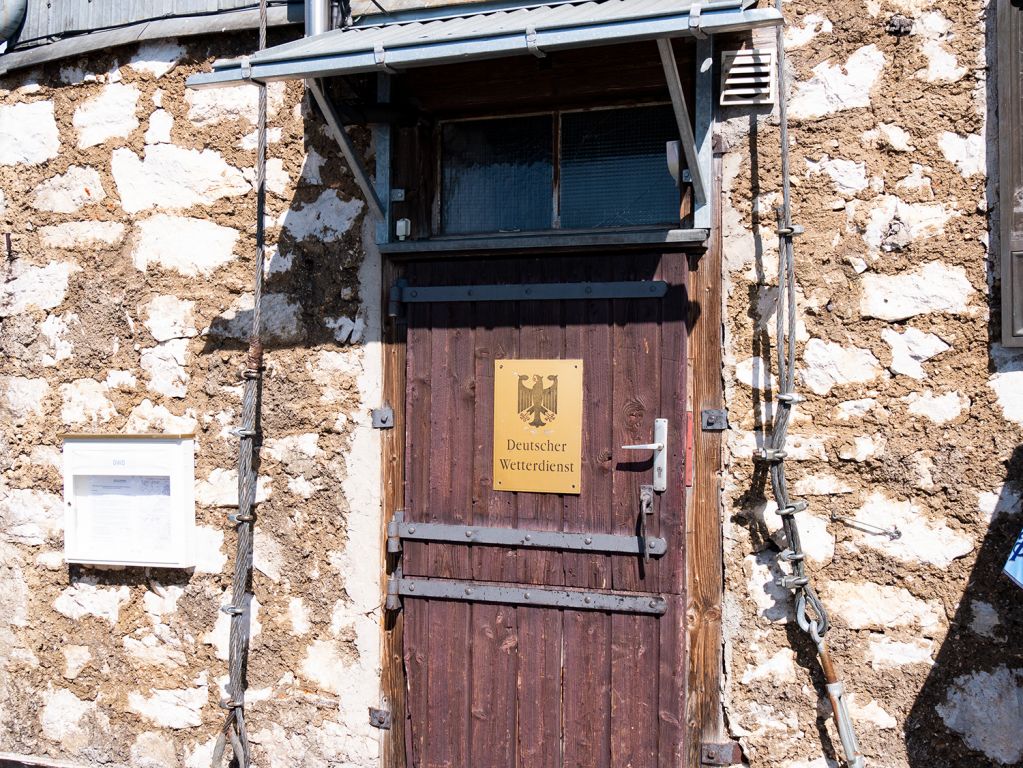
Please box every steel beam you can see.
[658,37,706,206]
[306,78,386,221]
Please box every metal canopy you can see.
[186,0,781,88]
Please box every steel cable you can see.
[768,2,863,765]
[212,1,267,766]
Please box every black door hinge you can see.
[701,742,742,765]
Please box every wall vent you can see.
[720,49,776,107]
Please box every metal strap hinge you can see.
[701,741,742,765]
[371,405,394,429]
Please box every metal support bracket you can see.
[657,38,707,206]
[525,26,546,57]
[701,408,728,431]
[701,741,743,765]
[391,280,667,305]
[369,707,392,729]
[306,79,386,220]
[395,518,667,557]
[397,577,668,615]
[371,405,394,429]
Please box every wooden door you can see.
[398,251,688,767]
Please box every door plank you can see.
[610,613,659,768]
[657,594,685,768]
[562,610,612,768]
[470,603,518,766]
[516,606,562,768]
[404,260,433,577]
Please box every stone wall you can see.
[720,1,1023,766]
[0,35,386,767]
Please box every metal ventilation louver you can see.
[720,48,776,106]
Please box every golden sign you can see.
[493,359,583,494]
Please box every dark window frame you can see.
[430,102,684,238]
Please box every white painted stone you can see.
[32,165,106,212]
[0,260,79,317]
[838,434,885,462]
[211,292,303,344]
[902,389,969,424]
[29,445,61,470]
[835,398,875,421]
[264,433,322,475]
[745,551,795,623]
[144,109,173,144]
[131,731,178,768]
[142,584,183,619]
[735,356,777,390]
[62,645,92,680]
[73,83,141,148]
[990,346,1023,426]
[937,667,1023,765]
[824,581,942,632]
[789,45,885,120]
[36,550,65,569]
[741,649,797,684]
[791,473,854,496]
[54,576,131,624]
[39,313,78,366]
[846,696,897,730]
[731,431,829,462]
[971,601,1001,639]
[854,196,958,255]
[195,468,271,508]
[761,500,835,565]
[325,314,366,345]
[123,634,186,670]
[300,639,349,695]
[281,189,365,241]
[105,370,137,390]
[39,221,125,250]
[0,101,60,165]
[128,40,185,78]
[300,146,327,183]
[861,262,973,321]
[192,525,226,574]
[898,163,934,196]
[112,145,249,213]
[60,379,116,425]
[909,451,936,491]
[851,492,973,567]
[243,157,290,196]
[124,399,198,433]
[939,132,985,178]
[185,81,286,126]
[915,12,966,83]
[784,13,832,49]
[143,295,197,342]
[0,488,63,546]
[805,156,867,196]
[863,122,916,153]
[185,738,219,768]
[132,215,239,276]
[40,688,103,750]
[2,376,48,423]
[128,675,208,729]
[238,126,283,150]
[801,338,881,395]
[204,593,261,661]
[288,597,311,635]
[867,635,934,670]
[254,528,284,583]
[882,326,949,379]
[978,483,1023,521]
[288,475,318,499]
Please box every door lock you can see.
[622,418,668,492]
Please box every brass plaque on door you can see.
[493,359,583,494]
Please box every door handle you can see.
[621,418,668,492]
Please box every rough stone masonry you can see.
[0,1,1021,767]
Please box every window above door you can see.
[438,104,681,236]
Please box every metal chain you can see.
[761,4,864,766]
[212,1,267,766]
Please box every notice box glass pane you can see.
[441,115,554,235]
[63,436,194,568]
[559,105,679,229]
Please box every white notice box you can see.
[62,435,195,568]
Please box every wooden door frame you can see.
[376,204,727,767]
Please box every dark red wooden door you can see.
[401,252,688,767]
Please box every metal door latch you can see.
[700,408,728,431]
[640,484,654,562]
[622,417,668,492]
[701,741,742,765]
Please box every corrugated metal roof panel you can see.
[189,0,781,87]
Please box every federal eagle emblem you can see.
[517,374,558,427]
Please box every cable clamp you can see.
[777,224,805,237]
[218,698,244,710]
[753,447,787,463]
[777,392,805,405]
[778,548,805,562]
[778,501,808,517]
[775,575,809,590]
[525,27,546,58]
[220,605,244,616]
[241,368,261,380]
[228,513,255,524]
[230,427,257,438]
